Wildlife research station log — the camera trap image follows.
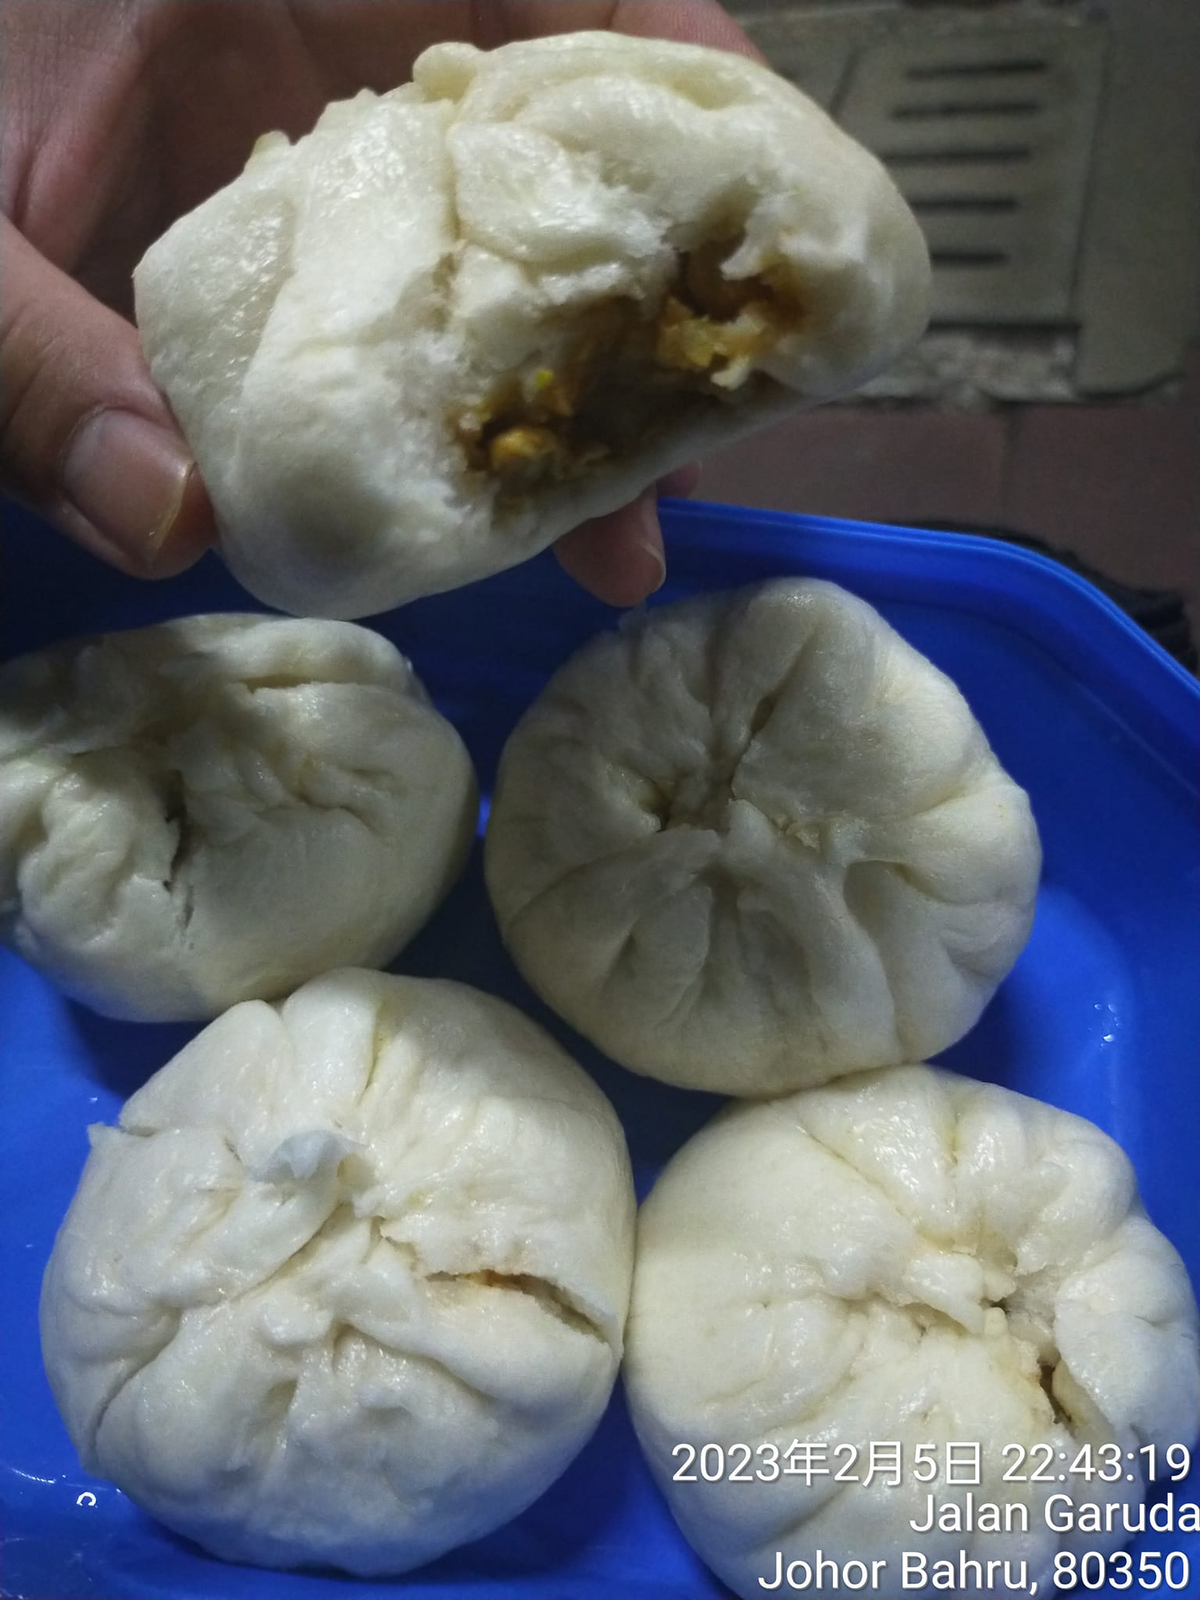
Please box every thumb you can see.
[1,221,214,578]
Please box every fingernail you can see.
[61,409,196,572]
[639,493,667,595]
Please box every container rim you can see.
[660,500,1200,787]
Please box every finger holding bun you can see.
[134,34,931,619]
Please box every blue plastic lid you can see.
[2,499,1197,1600]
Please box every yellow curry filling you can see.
[454,240,801,496]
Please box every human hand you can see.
[0,0,759,605]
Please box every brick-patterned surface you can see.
[699,345,1200,633]
[1000,351,1200,625]
[699,407,1008,528]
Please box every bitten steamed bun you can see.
[40,970,636,1575]
[625,1065,1200,1600]
[485,580,1040,1095]
[134,33,930,619]
[0,616,476,1020]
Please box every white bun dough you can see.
[0,616,476,1020]
[485,581,1041,1095]
[40,970,636,1575]
[134,33,931,619]
[624,1065,1200,1600]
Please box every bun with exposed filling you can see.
[135,33,931,619]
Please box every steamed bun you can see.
[485,580,1041,1095]
[624,1065,1200,1600]
[0,616,475,1020]
[134,33,930,619]
[40,970,636,1574]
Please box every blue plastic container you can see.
[2,500,1197,1600]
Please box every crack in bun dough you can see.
[40,970,636,1575]
[133,34,931,619]
[0,616,476,1020]
[624,1065,1200,1600]
[484,581,1041,1095]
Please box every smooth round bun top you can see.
[625,1065,1200,1600]
[40,970,636,1575]
[134,33,930,619]
[0,616,476,1020]
[485,580,1041,1095]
